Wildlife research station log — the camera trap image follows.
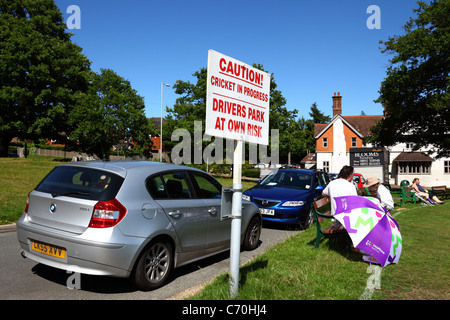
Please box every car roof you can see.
[57,160,203,177]
[278,168,323,175]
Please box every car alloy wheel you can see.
[243,216,261,250]
[145,243,170,281]
[132,240,173,291]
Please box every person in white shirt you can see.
[322,165,358,215]
[363,175,394,212]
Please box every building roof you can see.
[300,152,316,163]
[314,114,383,138]
[342,115,383,136]
[393,152,434,162]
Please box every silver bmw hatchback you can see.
[16,161,261,290]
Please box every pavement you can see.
[0,223,17,233]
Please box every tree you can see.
[370,0,450,157]
[292,116,315,160]
[264,67,301,161]
[68,69,154,159]
[163,68,207,140]
[309,102,331,123]
[0,0,91,156]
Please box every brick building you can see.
[314,93,450,187]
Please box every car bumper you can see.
[259,206,308,224]
[16,215,145,278]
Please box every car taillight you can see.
[89,199,127,228]
[24,192,31,214]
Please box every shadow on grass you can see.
[308,232,362,263]
[238,259,269,288]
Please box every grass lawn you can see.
[0,156,65,224]
[189,202,449,300]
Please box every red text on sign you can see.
[219,58,263,86]
[247,123,262,138]
[248,107,265,123]
[213,98,247,118]
[210,76,236,91]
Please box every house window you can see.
[445,161,450,174]
[398,162,431,175]
[351,137,357,147]
[323,161,329,173]
[322,138,328,148]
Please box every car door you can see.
[314,172,328,198]
[188,171,231,249]
[147,171,208,252]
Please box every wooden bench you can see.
[312,197,346,249]
[431,185,449,199]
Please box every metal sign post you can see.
[204,50,270,298]
[229,139,243,298]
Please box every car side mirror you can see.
[315,185,324,191]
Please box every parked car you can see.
[353,172,366,189]
[16,161,262,290]
[328,173,338,180]
[242,168,330,227]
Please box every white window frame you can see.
[323,161,329,173]
[398,161,431,175]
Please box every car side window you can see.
[146,171,192,199]
[315,172,327,187]
[190,172,221,199]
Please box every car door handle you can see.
[208,207,217,215]
[168,210,182,217]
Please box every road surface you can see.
[0,223,301,300]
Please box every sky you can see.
[54,0,422,121]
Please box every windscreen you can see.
[35,166,124,201]
[260,170,313,190]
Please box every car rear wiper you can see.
[51,191,90,198]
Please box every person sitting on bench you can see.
[410,178,444,205]
[363,175,394,213]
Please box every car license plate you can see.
[259,208,275,216]
[31,240,66,259]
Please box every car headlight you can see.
[282,201,305,207]
[242,194,250,201]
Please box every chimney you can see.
[332,92,342,117]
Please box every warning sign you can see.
[205,50,271,145]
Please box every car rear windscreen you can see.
[35,166,124,201]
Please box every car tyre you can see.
[243,216,261,251]
[132,240,173,291]
[301,207,314,229]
